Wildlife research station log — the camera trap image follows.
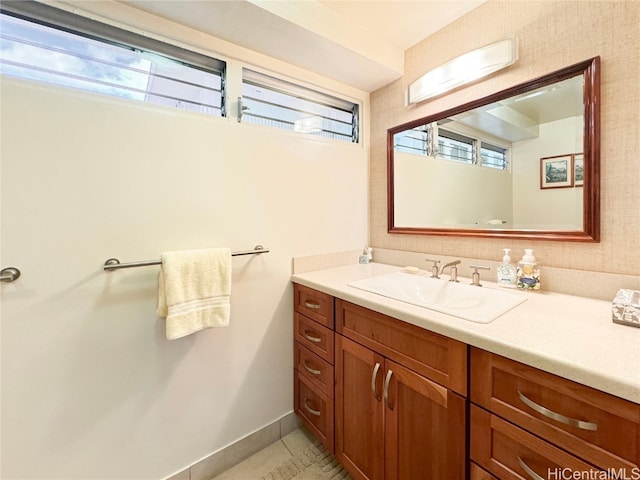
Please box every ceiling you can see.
[120,0,486,92]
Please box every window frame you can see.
[437,126,511,171]
[0,0,227,116]
[240,68,360,143]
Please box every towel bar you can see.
[104,245,269,271]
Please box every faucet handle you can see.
[449,265,459,283]
[425,258,440,278]
[469,265,490,287]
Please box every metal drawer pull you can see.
[371,362,381,400]
[303,399,321,416]
[304,300,321,310]
[517,456,545,480]
[303,330,322,343]
[384,369,394,410]
[518,391,598,431]
[303,361,321,376]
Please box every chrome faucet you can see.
[439,260,461,282]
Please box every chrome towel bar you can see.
[103,245,269,271]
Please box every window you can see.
[394,123,510,171]
[241,69,359,143]
[394,125,434,156]
[0,2,226,116]
[437,129,475,164]
[481,142,508,169]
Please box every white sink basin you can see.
[348,271,527,323]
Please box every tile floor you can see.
[211,427,317,480]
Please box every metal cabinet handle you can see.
[303,399,321,417]
[518,391,597,431]
[0,267,21,283]
[304,300,321,310]
[303,361,321,376]
[371,362,381,400]
[302,330,322,343]
[517,456,545,480]
[384,369,394,410]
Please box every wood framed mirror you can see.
[387,57,600,242]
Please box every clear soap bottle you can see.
[516,249,540,290]
[497,248,517,288]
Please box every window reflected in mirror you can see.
[388,57,600,242]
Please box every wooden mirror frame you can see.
[387,57,600,242]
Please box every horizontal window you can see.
[481,142,509,169]
[241,69,359,143]
[438,129,475,164]
[0,1,226,116]
[394,125,434,156]
[395,123,510,171]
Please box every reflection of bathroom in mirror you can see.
[388,57,600,241]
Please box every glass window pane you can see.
[481,142,508,170]
[438,130,474,164]
[0,11,225,116]
[242,69,358,143]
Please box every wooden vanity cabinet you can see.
[470,348,640,477]
[334,299,467,480]
[293,284,335,451]
[293,282,640,480]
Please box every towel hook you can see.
[1,267,21,283]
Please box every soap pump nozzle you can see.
[502,248,512,262]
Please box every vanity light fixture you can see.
[407,38,518,105]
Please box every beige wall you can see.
[370,0,640,276]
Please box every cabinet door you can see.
[384,359,466,480]
[335,335,385,480]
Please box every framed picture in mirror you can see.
[540,154,573,189]
[574,153,584,186]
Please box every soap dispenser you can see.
[497,248,517,288]
[516,249,540,290]
[359,246,373,264]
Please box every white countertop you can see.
[291,262,640,404]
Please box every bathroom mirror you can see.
[388,57,600,242]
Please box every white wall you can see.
[394,152,512,227]
[0,55,368,480]
[512,116,583,229]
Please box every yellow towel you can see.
[157,247,231,340]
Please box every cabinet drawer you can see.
[335,299,467,395]
[294,284,334,328]
[295,313,334,364]
[471,405,598,480]
[295,342,334,398]
[295,372,334,452]
[470,463,498,480]
[471,348,640,469]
